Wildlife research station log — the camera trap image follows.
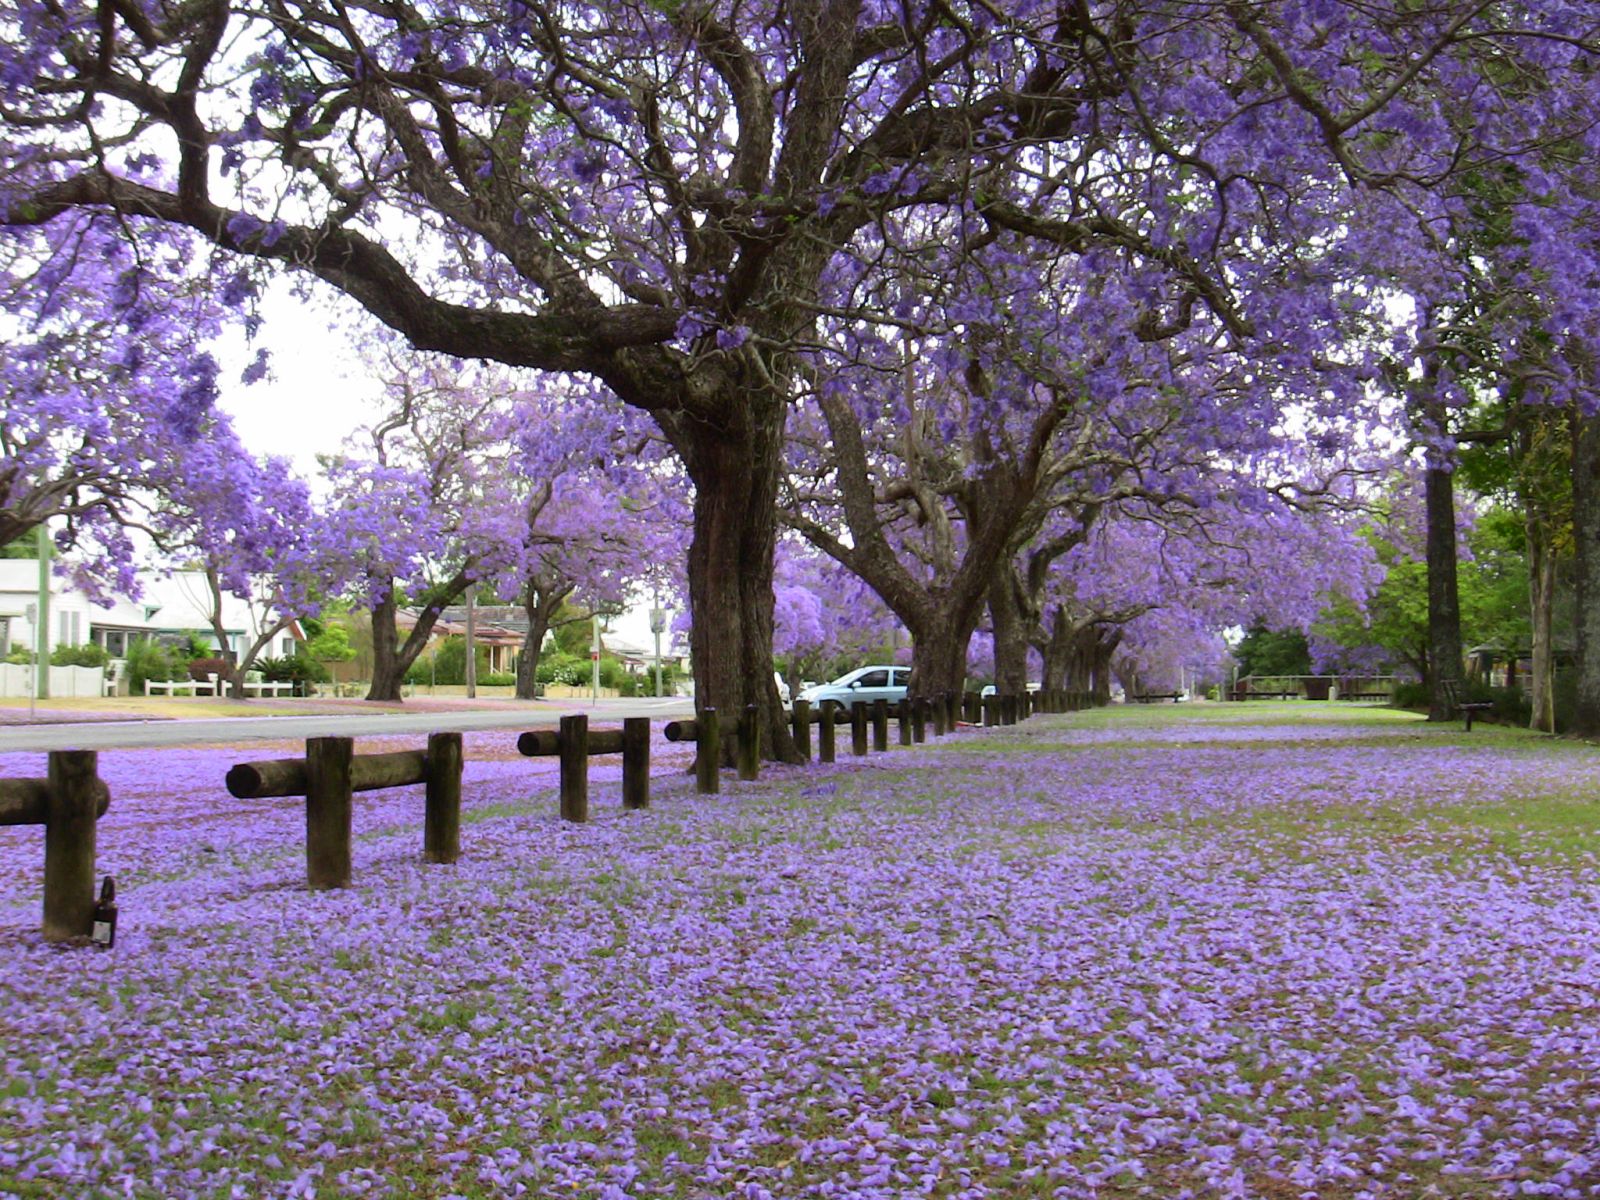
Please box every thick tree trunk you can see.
[906,615,972,702]
[1571,410,1600,737]
[988,575,1030,695]
[1424,461,1465,721]
[367,579,466,702]
[1090,629,1121,706]
[368,590,408,702]
[1527,513,1557,733]
[675,408,799,764]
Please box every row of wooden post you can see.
[4,687,1111,933]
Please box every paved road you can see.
[0,698,695,753]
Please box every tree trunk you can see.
[368,590,408,702]
[1571,409,1600,737]
[1527,511,1557,733]
[906,615,972,702]
[1424,461,1465,721]
[1090,629,1121,706]
[673,407,799,764]
[988,575,1029,695]
[367,577,468,702]
[515,582,567,701]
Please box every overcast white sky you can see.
[213,279,384,473]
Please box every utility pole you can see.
[650,600,666,698]
[464,583,477,699]
[591,613,601,702]
[35,524,50,701]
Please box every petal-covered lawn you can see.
[3,705,1599,1199]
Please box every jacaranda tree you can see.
[5,2,1596,754]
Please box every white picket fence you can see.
[0,663,107,698]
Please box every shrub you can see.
[1391,680,1429,709]
[189,655,232,682]
[480,672,517,687]
[50,642,110,668]
[124,639,178,695]
[255,654,331,688]
[430,636,490,685]
[536,652,587,686]
[597,656,626,689]
[4,645,35,666]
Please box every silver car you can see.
[798,666,909,713]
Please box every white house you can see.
[0,560,301,664]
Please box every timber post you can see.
[697,708,720,794]
[737,704,760,781]
[305,736,354,890]
[559,714,589,822]
[912,698,928,743]
[818,704,837,763]
[38,751,103,941]
[423,732,463,864]
[622,717,651,810]
[872,699,890,752]
[791,699,812,762]
[851,702,869,756]
[896,699,913,746]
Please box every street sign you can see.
[649,608,667,634]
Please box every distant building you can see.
[0,561,301,662]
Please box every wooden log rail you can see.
[518,715,653,821]
[226,733,463,890]
[0,751,110,943]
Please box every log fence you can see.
[0,685,1105,927]
[0,750,110,942]
[226,733,465,889]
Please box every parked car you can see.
[799,666,909,712]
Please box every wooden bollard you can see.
[851,702,869,755]
[983,695,998,727]
[737,704,760,781]
[697,708,720,794]
[896,699,912,746]
[305,736,354,890]
[41,750,101,941]
[818,704,837,763]
[424,731,463,864]
[559,713,588,822]
[1002,694,1017,725]
[963,693,980,725]
[622,717,650,810]
[911,698,927,743]
[792,699,812,762]
[872,699,890,752]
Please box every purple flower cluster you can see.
[2,712,1597,1198]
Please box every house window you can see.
[71,612,81,644]
[281,637,294,657]
[0,618,8,654]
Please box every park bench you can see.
[1442,680,1494,731]
[1133,692,1181,703]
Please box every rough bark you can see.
[988,574,1030,695]
[1572,410,1600,737]
[665,398,799,765]
[1423,461,1465,721]
[1526,513,1557,733]
[366,570,472,702]
[515,580,571,701]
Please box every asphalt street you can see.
[0,697,695,753]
